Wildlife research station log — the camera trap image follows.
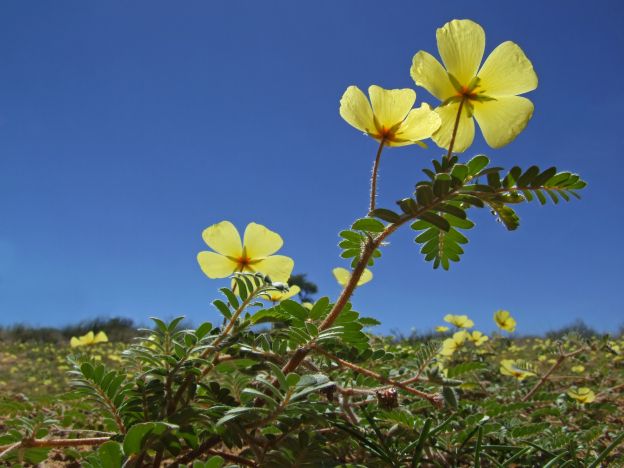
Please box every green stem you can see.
[445,97,465,160]
[369,138,386,212]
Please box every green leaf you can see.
[433,173,452,197]
[196,322,213,339]
[352,218,385,233]
[219,288,239,309]
[123,422,178,455]
[415,184,434,206]
[309,296,330,320]
[370,208,402,223]
[417,212,450,232]
[516,165,540,187]
[467,155,489,175]
[212,300,232,319]
[397,197,418,214]
[489,203,520,231]
[96,441,124,468]
[280,300,308,320]
[436,203,466,219]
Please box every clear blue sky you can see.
[1,1,622,334]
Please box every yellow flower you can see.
[263,285,301,303]
[339,85,441,147]
[197,221,294,283]
[332,267,373,287]
[469,330,489,346]
[571,365,585,374]
[567,387,596,404]
[494,310,517,333]
[411,19,537,152]
[435,326,450,333]
[440,330,469,356]
[443,314,474,329]
[500,359,535,381]
[70,331,108,348]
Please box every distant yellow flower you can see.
[263,285,301,303]
[440,330,469,356]
[435,326,450,333]
[469,330,489,346]
[571,365,585,374]
[567,387,595,404]
[499,359,535,381]
[443,314,474,329]
[494,310,517,333]
[70,331,108,348]
[339,85,441,147]
[411,19,537,152]
[197,221,294,283]
[332,267,373,287]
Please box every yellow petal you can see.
[93,331,108,344]
[201,221,242,257]
[265,284,301,302]
[197,251,239,278]
[437,19,485,85]
[358,268,373,286]
[70,337,81,348]
[83,331,95,344]
[391,103,441,147]
[252,255,294,282]
[339,86,376,135]
[473,96,534,148]
[243,222,283,259]
[477,41,537,96]
[368,85,415,131]
[410,51,456,101]
[432,101,475,152]
[333,267,350,286]
[332,267,372,287]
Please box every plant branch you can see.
[0,437,110,458]
[312,345,442,407]
[522,347,585,401]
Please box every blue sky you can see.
[1,1,622,334]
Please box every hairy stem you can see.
[445,97,465,160]
[369,138,386,212]
[0,437,110,458]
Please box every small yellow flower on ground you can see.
[494,310,517,333]
[571,365,585,374]
[339,85,441,147]
[332,267,373,287]
[440,330,469,356]
[469,330,489,346]
[443,314,474,329]
[197,221,294,283]
[263,285,301,303]
[70,331,109,348]
[567,387,596,404]
[411,19,537,152]
[435,325,449,333]
[500,359,535,381]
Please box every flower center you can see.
[458,84,479,100]
[238,256,252,271]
